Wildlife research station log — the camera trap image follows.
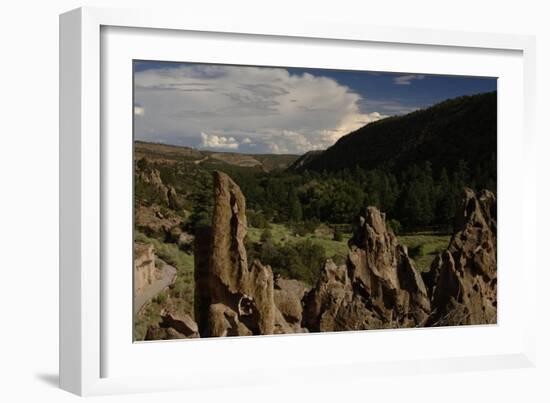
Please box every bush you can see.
[291,219,319,237]
[154,291,167,305]
[333,228,343,241]
[257,239,326,286]
[408,244,426,259]
[247,210,270,229]
[387,218,402,235]
[260,228,273,243]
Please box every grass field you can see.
[247,223,351,260]
[397,232,451,272]
[247,224,451,273]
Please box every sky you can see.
[134,61,496,155]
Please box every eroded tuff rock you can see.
[303,207,431,331]
[134,243,156,296]
[145,312,200,340]
[135,204,184,241]
[137,165,181,209]
[425,188,497,326]
[195,171,295,337]
[193,171,496,336]
[273,278,309,333]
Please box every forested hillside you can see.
[292,91,496,177]
[288,91,497,230]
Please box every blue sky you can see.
[134,61,496,154]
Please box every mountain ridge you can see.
[290,91,497,176]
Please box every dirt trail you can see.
[134,260,177,314]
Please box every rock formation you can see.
[193,170,497,337]
[424,188,497,326]
[273,278,309,333]
[137,164,181,209]
[195,171,299,337]
[134,205,183,242]
[145,311,200,340]
[134,242,156,295]
[303,207,431,331]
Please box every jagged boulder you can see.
[347,207,431,328]
[273,278,309,333]
[194,171,283,337]
[303,260,356,331]
[162,312,199,337]
[145,312,200,340]
[425,188,497,326]
[303,207,431,331]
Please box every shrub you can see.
[408,244,426,259]
[260,228,273,243]
[291,219,319,237]
[387,218,402,235]
[258,239,326,286]
[247,210,270,229]
[154,291,168,305]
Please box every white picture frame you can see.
[59,6,537,396]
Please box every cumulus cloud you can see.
[134,64,386,154]
[134,105,145,116]
[393,74,425,86]
[200,132,239,150]
[359,98,419,115]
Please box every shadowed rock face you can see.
[425,188,497,326]
[303,207,431,331]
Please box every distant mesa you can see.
[134,141,300,172]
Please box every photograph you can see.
[132,61,497,341]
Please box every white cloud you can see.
[134,105,145,116]
[134,65,386,154]
[200,132,239,150]
[393,74,425,85]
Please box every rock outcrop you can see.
[134,205,183,242]
[425,188,497,326]
[303,207,431,331]
[137,165,181,209]
[195,171,297,337]
[134,242,156,295]
[145,312,200,340]
[273,278,309,333]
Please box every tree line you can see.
[224,156,496,232]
